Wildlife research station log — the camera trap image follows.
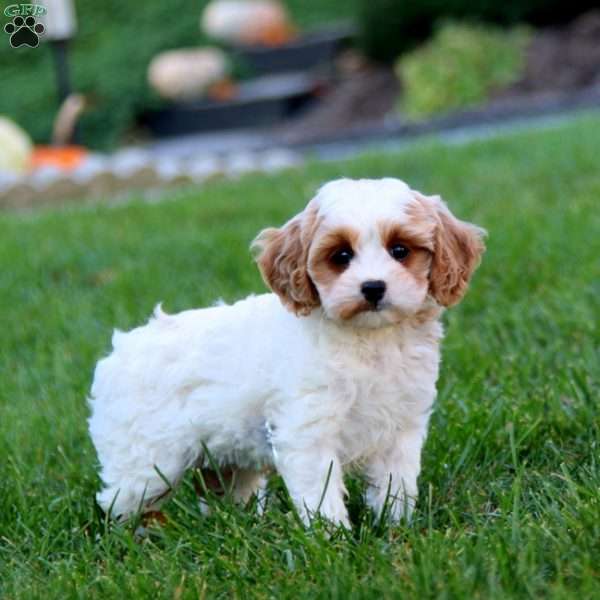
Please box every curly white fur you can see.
[88,178,485,526]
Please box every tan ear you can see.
[415,192,486,307]
[251,206,320,315]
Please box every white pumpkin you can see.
[201,0,294,45]
[0,117,33,174]
[148,47,229,102]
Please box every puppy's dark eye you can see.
[389,244,410,261]
[330,247,354,267]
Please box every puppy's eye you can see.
[389,244,410,261]
[330,247,354,267]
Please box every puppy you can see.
[88,178,485,526]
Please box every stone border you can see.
[289,84,600,150]
[0,148,302,211]
[2,84,598,212]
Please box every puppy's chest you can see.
[327,334,439,462]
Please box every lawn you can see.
[1,114,599,599]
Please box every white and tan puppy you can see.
[88,178,485,526]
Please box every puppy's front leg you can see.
[278,446,349,527]
[272,423,349,527]
[365,424,428,523]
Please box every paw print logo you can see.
[4,15,45,48]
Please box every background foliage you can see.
[359,0,600,61]
[397,22,530,119]
[0,0,355,149]
[2,0,594,149]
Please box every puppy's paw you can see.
[366,483,417,524]
[382,493,416,524]
[298,501,350,530]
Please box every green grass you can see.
[1,114,600,598]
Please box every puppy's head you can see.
[252,178,485,327]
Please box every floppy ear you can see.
[414,192,486,307]
[251,206,320,316]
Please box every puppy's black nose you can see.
[361,280,386,304]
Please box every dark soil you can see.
[508,10,600,94]
[279,11,600,144]
[278,53,399,144]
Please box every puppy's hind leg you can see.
[97,475,171,521]
[193,467,268,514]
[95,446,197,521]
[232,469,269,512]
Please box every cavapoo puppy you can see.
[88,177,485,527]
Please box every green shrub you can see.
[396,22,530,120]
[358,0,597,61]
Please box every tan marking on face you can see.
[378,219,433,287]
[309,225,360,287]
[379,215,435,252]
[337,299,372,320]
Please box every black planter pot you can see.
[232,23,354,75]
[141,72,322,137]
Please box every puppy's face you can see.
[253,178,485,328]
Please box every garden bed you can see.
[140,25,353,138]
[278,11,600,145]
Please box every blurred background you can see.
[1,0,599,209]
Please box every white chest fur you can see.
[319,318,443,465]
